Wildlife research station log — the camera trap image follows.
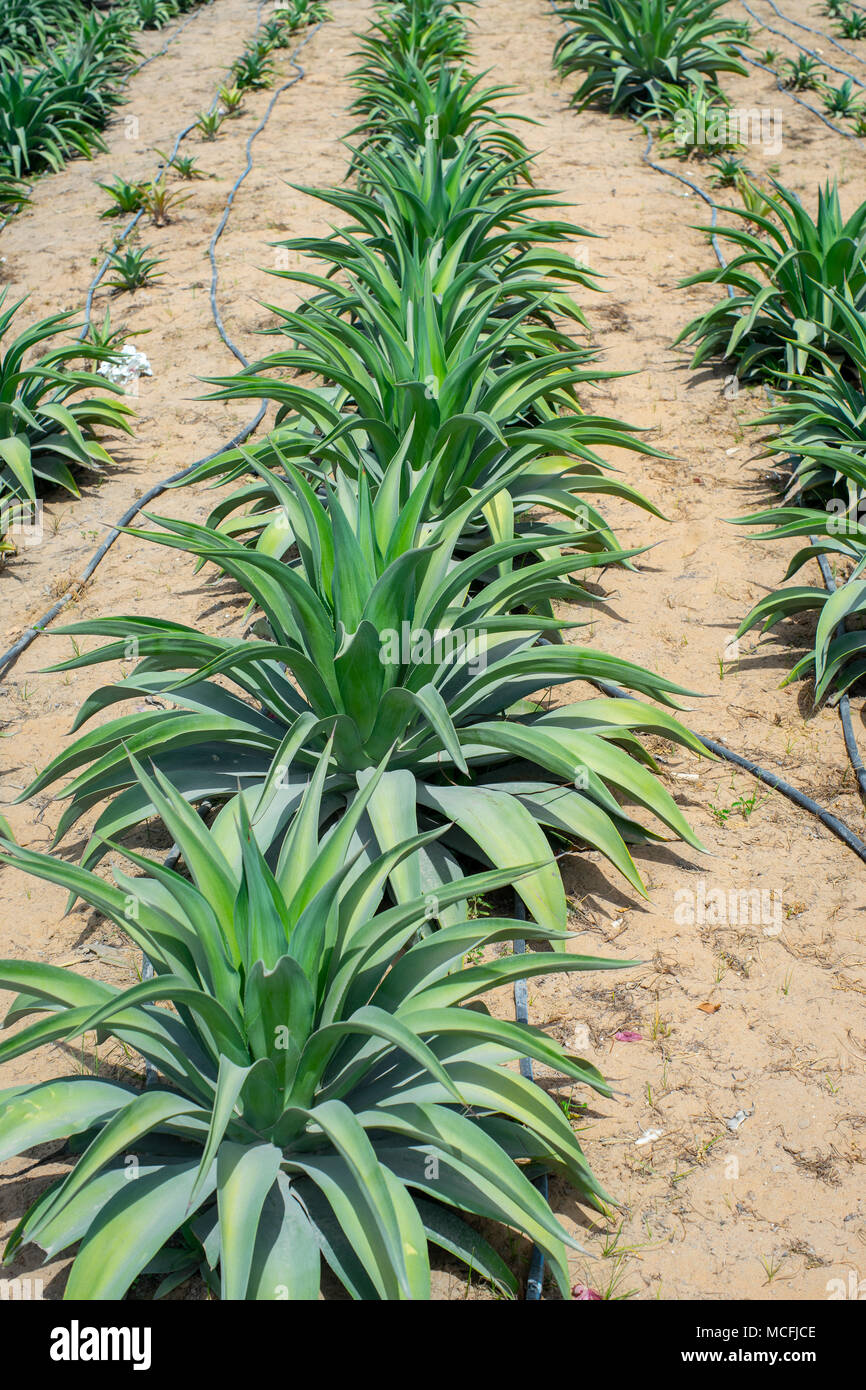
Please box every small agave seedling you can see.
[142,174,191,226]
[782,54,825,90]
[708,154,750,187]
[231,47,275,91]
[98,176,147,219]
[821,78,862,119]
[106,244,165,293]
[83,307,133,364]
[838,9,866,38]
[217,84,245,117]
[154,148,206,179]
[195,108,224,140]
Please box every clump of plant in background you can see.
[552,0,747,114]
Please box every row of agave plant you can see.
[0,0,324,207]
[0,0,211,207]
[678,182,866,709]
[553,0,866,710]
[0,0,327,565]
[0,0,705,1300]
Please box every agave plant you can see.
[349,50,530,164]
[105,244,165,293]
[182,131,664,559]
[838,9,866,38]
[356,0,471,80]
[83,308,133,364]
[552,0,747,114]
[0,758,619,1299]
[67,7,140,71]
[782,54,825,90]
[275,0,330,27]
[729,295,866,701]
[195,108,224,140]
[675,182,866,381]
[0,0,87,61]
[99,175,148,218]
[0,291,134,507]
[154,147,206,179]
[654,79,740,159]
[190,312,663,566]
[129,0,179,28]
[43,9,138,125]
[25,471,705,929]
[141,174,191,226]
[733,515,866,702]
[231,46,275,91]
[708,154,750,188]
[0,66,107,177]
[746,295,866,509]
[217,84,245,117]
[821,78,863,119]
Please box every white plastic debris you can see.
[98,344,152,387]
[726,1107,754,1132]
[635,1128,664,1147]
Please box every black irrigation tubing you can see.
[758,0,866,67]
[738,0,866,86]
[208,22,323,366]
[592,677,866,863]
[0,24,322,682]
[512,894,549,1302]
[80,0,272,341]
[738,49,862,138]
[126,3,211,82]
[739,0,866,86]
[638,126,731,278]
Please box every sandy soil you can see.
[1,0,865,1301]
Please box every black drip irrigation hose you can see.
[126,4,209,82]
[738,0,866,86]
[757,0,866,67]
[208,23,322,366]
[592,677,866,863]
[738,49,862,139]
[512,895,549,1302]
[0,23,322,682]
[80,0,271,343]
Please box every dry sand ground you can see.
[1,0,865,1301]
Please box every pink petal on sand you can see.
[614,1030,643,1042]
[572,1284,603,1300]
